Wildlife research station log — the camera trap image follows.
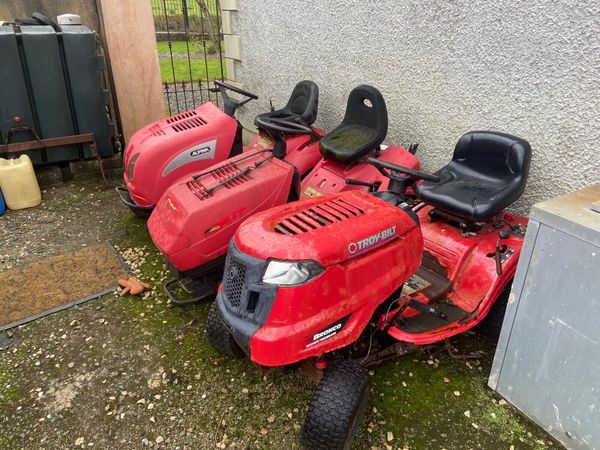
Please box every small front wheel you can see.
[205,302,244,358]
[301,360,369,450]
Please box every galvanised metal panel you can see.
[20,25,78,163]
[490,183,600,449]
[61,25,113,158]
[0,26,42,164]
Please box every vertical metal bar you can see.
[164,83,173,116]
[182,0,196,110]
[162,0,181,113]
[216,0,225,83]
[198,1,212,104]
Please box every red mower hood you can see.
[235,191,420,267]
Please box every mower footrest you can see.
[394,301,469,334]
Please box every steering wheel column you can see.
[366,157,440,198]
[254,115,314,160]
[210,80,258,117]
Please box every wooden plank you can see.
[98,0,166,142]
[3,134,95,153]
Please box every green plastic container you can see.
[0,24,114,165]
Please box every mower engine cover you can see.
[218,190,423,366]
[148,136,320,273]
[123,102,239,208]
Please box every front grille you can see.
[171,116,207,132]
[166,110,197,123]
[223,260,246,308]
[211,164,251,188]
[186,179,209,201]
[147,123,165,136]
[274,198,365,235]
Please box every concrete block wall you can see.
[231,0,600,211]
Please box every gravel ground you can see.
[0,175,122,272]
[0,176,562,450]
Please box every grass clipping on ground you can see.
[0,244,128,328]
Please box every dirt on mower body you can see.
[118,80,318,216]
[209,130,532,449]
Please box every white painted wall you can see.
[231,0,600,212]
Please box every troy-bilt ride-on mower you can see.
[207,131,531,449]
[148,85,421,303]
[117,80,319,217]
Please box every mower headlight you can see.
[127,152,140,184]
[262,260,323,286]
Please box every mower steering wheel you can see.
[254,115,313,136]
[367,158,441,183]
[210,80,258,117]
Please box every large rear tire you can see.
[205,302,244,358]
[301,360,369,450]
[477,279,513,342]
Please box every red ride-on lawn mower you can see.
[207,131,532,449]
[148,85,421,303]
[116,80,319,217]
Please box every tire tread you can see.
[205,302,244,358]
[301,360,369,450]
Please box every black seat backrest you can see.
[279,80,319,125]
[452,131,531,182]
[341,85,388,144]
[416,131,532,221]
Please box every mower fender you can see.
[299,144,420,198]
[148,152,296,272]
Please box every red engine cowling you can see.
[148,150,298,273]
[124,102,239,208]
[219,190,423,367]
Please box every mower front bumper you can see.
[217,241,278,354]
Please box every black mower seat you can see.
[416,131,531,221]
[254,80,318,126]
[319,85,388,164]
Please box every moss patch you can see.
[0,182,560,449]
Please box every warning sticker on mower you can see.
[255,136,273,149]
[401,274,431,295]
[303,186,322,197]
[306,316,350,348]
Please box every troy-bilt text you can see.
[348,225,397,255]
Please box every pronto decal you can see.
[162,139,217,177]
[306,316,350,348]
[347,225,397,256]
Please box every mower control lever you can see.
[345,178,380,192]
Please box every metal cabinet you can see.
[489,183,600,450]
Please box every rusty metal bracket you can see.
[357,341,425,367]
[2,116,109,188]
